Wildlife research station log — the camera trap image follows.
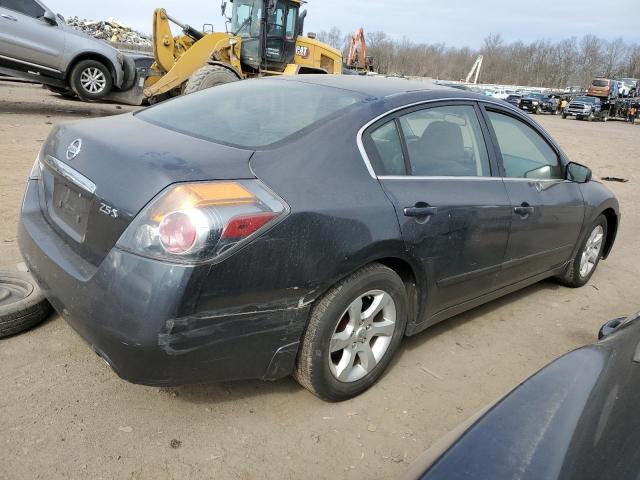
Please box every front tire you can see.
[70,60,113,102]
[183,65,239,95]
[294,263,408,401]
[556,215,607,288]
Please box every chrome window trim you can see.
[0,53,61,73]
[42,155,96,194]
[379,175,502,181]
[356,96,563,181]
[356,97,521,179]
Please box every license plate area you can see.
[48,177,92,243]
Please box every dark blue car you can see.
[18,76,619,400]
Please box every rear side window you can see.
[0,0,45,18]
[399,105,491,177]
[137,79,363,148]
[368,121,406,176]
[486,111,562,179]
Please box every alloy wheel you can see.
[80,67,107,94]
[579,225,604,278]
[328,290,397,383]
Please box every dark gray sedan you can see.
[18,76,619,401]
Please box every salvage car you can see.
[563,96,608,121]
[19,76,620,401]
[403,311,640,480]
[0,0,131,101]
[518,92,547,113]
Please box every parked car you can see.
[403,311,640,480]
[563,96,608,121]
[540,94,561,114]
[0,0,131,101]
[505,94,522,107]
[18,76,620,401]
[519,92,547,113]
[587,78,619,100]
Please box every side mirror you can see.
[221,1,227,17]
[42,10,57,25]
[598,317,628,340]
[566,162,592,183]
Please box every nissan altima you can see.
[18,76,620,401]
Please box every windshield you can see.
[592,79,609,87]
[527,93,544,100]
[231,0,262,38]
[136,79,365,148]
[574,96,597,103]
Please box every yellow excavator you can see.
[142,0,343,101]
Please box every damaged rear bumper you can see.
[18,181,309,385]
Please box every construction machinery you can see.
[143,0,343,101]
[465,55,483,84]
[344,28,375,74]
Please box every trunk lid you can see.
[39,113,255,266]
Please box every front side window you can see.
[399,105,491,177]
[0,0,45,18]
[486,111,562,180]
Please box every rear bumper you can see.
[18,180,308,385]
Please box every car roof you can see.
[268,74,490,101]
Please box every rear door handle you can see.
[1,14,17,21]
[514,202,534,218]
[404,204,438,218]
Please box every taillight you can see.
[116,180,288,263]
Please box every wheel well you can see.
[66,53,116,83]
[375,257,420,333]
[601,208,618,259]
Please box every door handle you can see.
[514,202,534,218]
[1,14,17,21]
[404,204,438,218]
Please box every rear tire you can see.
[293,263,408,401]
[0,271,51,338]
[183,65,239,95]
[70,60,113,102]
[556,215,607,288]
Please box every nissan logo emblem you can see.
[66,139,82,160]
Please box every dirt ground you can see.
[0,81,638,480]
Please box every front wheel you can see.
[183,65,239,95]
[69,60,113,101]
[294,263,408,401]
[556,215,607,288]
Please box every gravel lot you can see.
[1,81,638,480]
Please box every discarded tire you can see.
[0,271,51,339]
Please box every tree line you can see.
[316,28,640,88]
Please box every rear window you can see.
[592,79,609,87]
[136,79,364,148]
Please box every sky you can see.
[46,0,640,48]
